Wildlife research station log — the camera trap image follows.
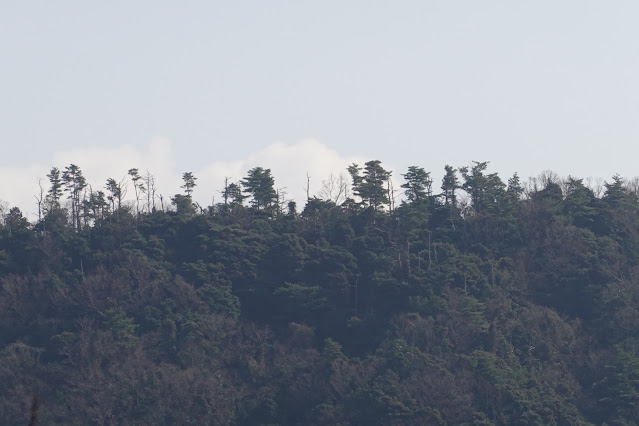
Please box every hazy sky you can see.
[2,1,639,216]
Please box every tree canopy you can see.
[0,159,638,424]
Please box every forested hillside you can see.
[2,161,639,425]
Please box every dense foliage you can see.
[2,161,639,425]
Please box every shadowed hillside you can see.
[1,161,638,425]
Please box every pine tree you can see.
[105,178,124,212]
[242,167,277,212]
[62,164,87,230]
[348,160,391,210]
[128,168,146,215]
[401,166,432,203]
[46,167,64,211]
[441,165,459,208]
[181,172,197,197]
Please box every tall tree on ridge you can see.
[242,167,277,213]
[181,172,197,198]
[441,165,459,208]
[348,160,392,210]
[222,178,246,207]
[106,178,125,212]
[460,161,506,215]
[401,166,432,203]
[62,164,87,231]
[128,168,145,215]
[145,171,157,212]
[46,167,63,211]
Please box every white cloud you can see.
[2,138,399,221]
[50,137,176,196]
[0,164,50,220]
[0,138,180,221]
[197,138,366,205]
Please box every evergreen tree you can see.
[460,161,505,214]
[128,168,146,215]
[563,176,598,229]
[401,166,432,203]
[242,167,278,212]
[506,173,523,199]
[441,165,459,207]
[106,177,124,211]
[46,167,63,211]
[171,193,196,218]
[220,178,246,211]
[226,182,245,205]
[181,172,197,197]
[62,164,87,230]
[348,160,391,210]
[603,174,627,207]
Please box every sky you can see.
[2,1,639,218]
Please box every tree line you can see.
[31,159,524,223]
[1,159,639,424]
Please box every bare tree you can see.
[276,187,289,216]
[539,170,561,187]
[584,176,605,198]
[0,200,9,226]
[318,172,350,205]
[625,176,639,197]
[524,170,562,199]
[145,171,157,212]
[387,178,399,212]
[222,177,230,206]
[35,179,45,223]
